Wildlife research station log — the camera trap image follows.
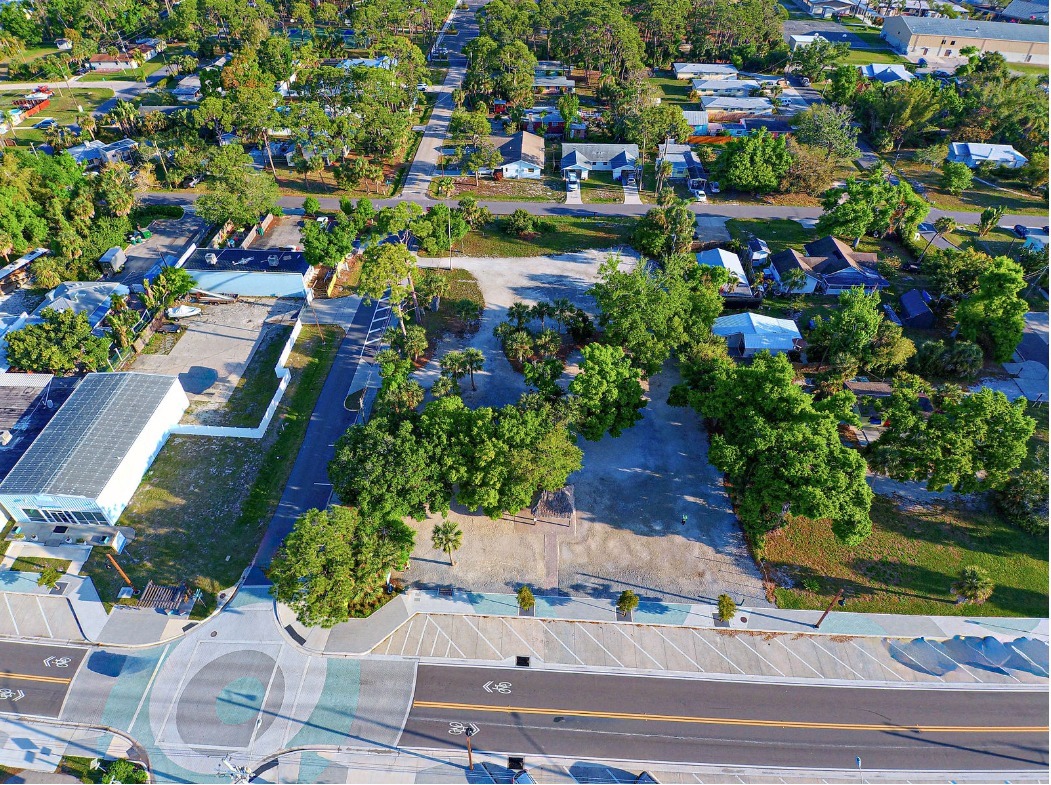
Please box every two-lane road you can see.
[401,664,1049,773]
[0,640,87,718]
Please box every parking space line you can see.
[610,624,665,669]
[34,597,53,638]
[497,618,541,660]
[539,623,587,666]
[689,630,747,674]
[413,616,431,658]
[427,617,467,659]
[957,638,1020,683]
[398,617,419,657]
[461,615,506,659]
[574,623,626,667]
[917,639,983,683]
[730,636,787,677]
[808,638,867,680]
[848,640,907,681]
[890,641,946,683]
[4,595,20,638]
[1011,646,1050,676]
[771,638,825,678]
[654,629,706,672]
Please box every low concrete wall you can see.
[171,318,303,440]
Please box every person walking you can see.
[681,514,688,526]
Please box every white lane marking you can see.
[34,596,53,638]
[688,629,747,674]
[727,635,788,677]
[848,640,908,681]
[5,595,20,638]
[653,629,706,672]
[497,617,542,661]
[130,643,172,733]
[918,639,983,683]
[610,624,665,669]
[461,615,506,659]
[538,621,587,666]
[771,638,826,678]
[808,638,868,680]
[574,622,626,668]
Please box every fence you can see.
[170,318,303,439]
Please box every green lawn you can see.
[435,175,566,203]
[77,60,167,82]
[10,556,70,573]
[1008,62,1050,78]
[219,324,293,427]
[579,170,622,204]
[420,269,485,347]
[0,88,115,148]
[891,152,1048,216]
[726,217,815,253]
[458,216,635,257]
[766,494,1049,617]
[648,74,693,106]
[0,44,59,78]
[81,325,344,616]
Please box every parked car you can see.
[34,118,55,129]
[1014,224,1030,238]
[626,175,637,187]
[800,77,811,87]
[567,176,579,192]
[187,175,202,188]
[692,189,707,203]
[708,181,721,194]
[416,82,428,91]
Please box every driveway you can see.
[118,212,208,284]
[622,181,642,205]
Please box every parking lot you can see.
[130,298,300,422]
[782,20,876,48]
[119,212,208,284]
[253,215,304,250]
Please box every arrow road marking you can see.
[482,681,512,694]
[43,656,71,668]
[0,689,24,702]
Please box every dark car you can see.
[1014,224,1030,238]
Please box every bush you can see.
[616,589,639,616]
[952,566,994,604]
[105,759,148,784]
[131,203,185,224]
[504,209,536,237]
[939,161,973,195]
[911,339,983,380]
[517,584,535,611]
[994,468,1049,536]
[717,593,736,622]
[303,196,321,216]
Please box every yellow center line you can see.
[412,701,1048,734]
[1,672,72,685]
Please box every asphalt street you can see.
[401,664,1050,772]
[0,640,87,718]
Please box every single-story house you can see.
[655,142,706,180]
[87,53,139,71]
[900,288,935,328]
[947,142,1028,169]
[1023,230,1049,253]
[747,238,771,266]
[533,75,574,94]
[172,75,202,102]
[180,248,315,298]
[766,236,888,294]
[859,63,915,83]
[535,60,571,76]
[519,107,583,137]
[682,110,709,136]
[0,248,46,294]
[997,0,1049,23]
[560,143,640,181]
[697,248,752,298]
[700,96,775,116]
[690,79,760,97]
[0,372,189,528]
[497,131,545,180]
[719,116,794,136]
[64,138,139,168]
[712,312,802,357]
[789,33,825,50]
[56,38,73,51]
[673,63,738,80]
[881,16,1048,65]
[806,0,854,17]
[32,281,130,336]
[338,55,396,70]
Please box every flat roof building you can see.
[881,16,1048,65]
[181,248,315,298]
[0,372,189,528]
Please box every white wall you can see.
[500,162,542,180]
[95,380,190,524]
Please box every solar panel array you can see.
[0,372,179,498]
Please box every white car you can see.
[567,178,579,192]
[692,189,707,203]
[416,82,428,91]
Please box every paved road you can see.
[401,664,1049,772]
[253,296,387,566]
[0,640,87,719]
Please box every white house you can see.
[947,142,1028,169]
[690,79,761,97]
[497,131,545,180]
[789,33,825,50]
[712,312,802,357]
[32,281,130,335]
[64,138,139,168]
[673,63,739,80]
[560,143,639,181]
[859,63,915,83]
[181,249,315,298]
[700,96,775,116]
[87,53,139,71]
[0,372,189,527]
[697,248,752,298]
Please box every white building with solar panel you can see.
[0,372,188,529]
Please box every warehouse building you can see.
[180,248,315,298]
[0,372,188,528]
[881,17,1049,65]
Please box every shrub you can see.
[994,468,1049,536]
[616,589,639,616]
[131,204,185,223]
[939,161,973,195]
[504,209,536,237]
[952,566,994,604]
[105,759,148,784]
[517,584,535,611]
[303,196,321,216]
[911,339,983,380]
[800,577,820,593]
[717,593,736,622]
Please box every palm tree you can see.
[440,350,468,384]
[534,329,560,358]
[531,301,555,329]
[461,348,484,391]
[917,216,955,265]
[504,330,533,363]
[432,519,463,566]
[551,298,574,333]
[507,301,532,328]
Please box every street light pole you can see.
[814,587,845,629]
[465,726,475,770]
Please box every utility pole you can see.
[814,587,845,629]
[465,725,476,770]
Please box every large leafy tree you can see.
[6,309,109,374]
[868,376,1034,493]
[569,343,646,440]
[956,257,1029,362]
[710,129,791,195]
[358,242,421,326]
[809,288,913,375]
[791,104,859,162]
[685,350,872,545]
[268,507,415,627]
[790,37,849,83]
[817,166,927,247]
[631,199,694,260]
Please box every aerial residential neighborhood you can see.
[0,0,1047,780]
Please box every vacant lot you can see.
[892,152,1048,216]
[0,88,114,147]
[579,171,623,204]
[82,325,343,615]
[435,175,566,203]
[78,60,166,82]
[766,494,1049,617]
[459,217,635,257]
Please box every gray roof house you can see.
[560,143,640,180]
[498,131,546,180]
[998,0,1048,22]
[673,63,739,80]
[766,236,888,294]
[947,142,1028,169]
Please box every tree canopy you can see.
[6,308,109,375]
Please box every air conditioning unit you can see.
[0,430,13,446]
[205,252,218,265]
[267,254,279,267]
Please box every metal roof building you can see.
[181,248,314,298]
[0,372,189,528]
